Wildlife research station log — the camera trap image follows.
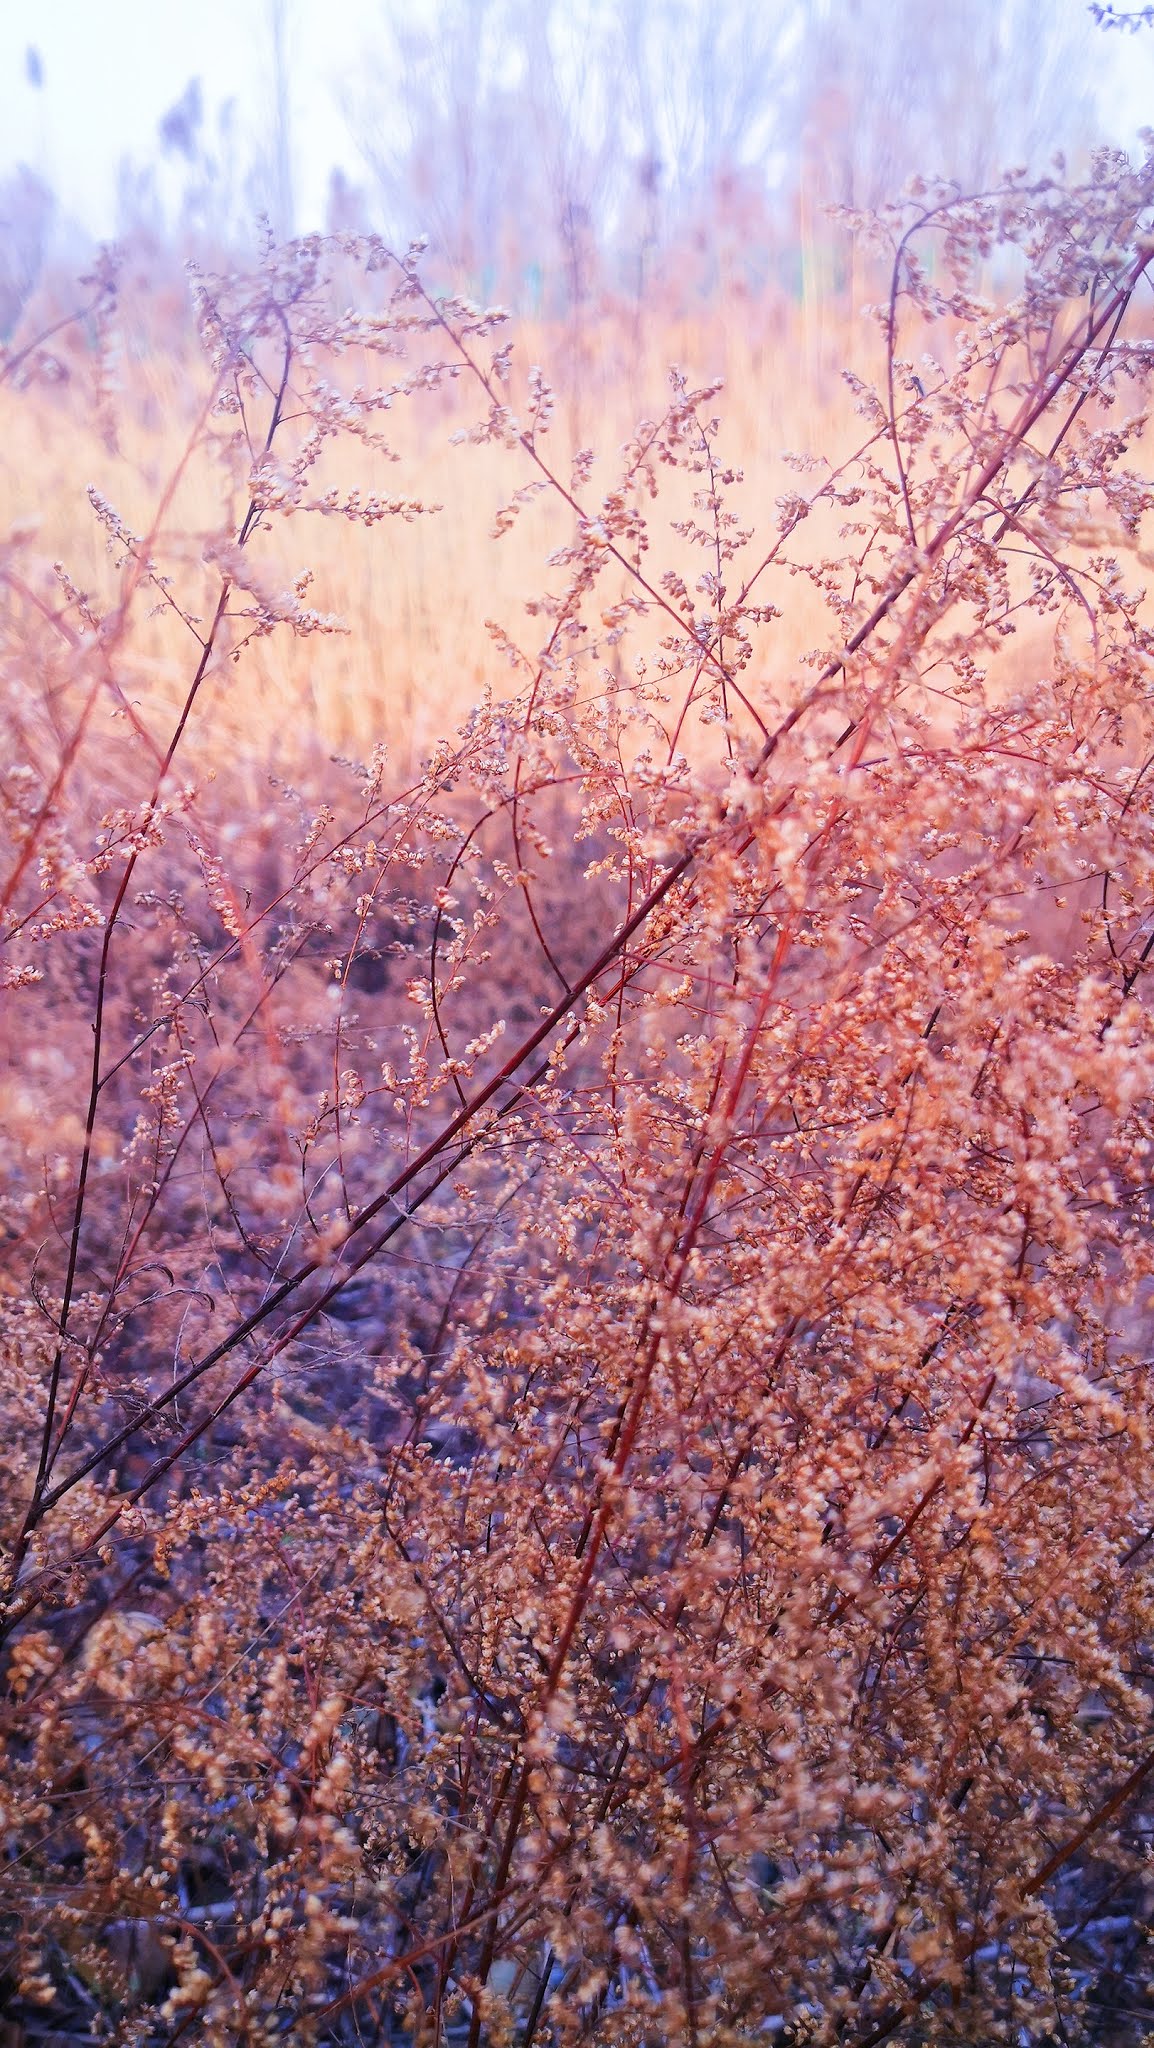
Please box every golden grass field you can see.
[0,279,878,778]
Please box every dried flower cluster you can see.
[3,156,1154,2045]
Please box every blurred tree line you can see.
[344,0,1096,309]
[0,0,1108,332]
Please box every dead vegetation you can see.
[2,154,1154,2044]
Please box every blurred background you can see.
[2,0,1152,768]
[1,0,1151,324]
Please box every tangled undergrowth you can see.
[3,152,1154,2045]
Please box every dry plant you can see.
[0,250,858,775]
[2,149,1154,2046]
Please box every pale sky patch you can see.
[0,0,1151,245]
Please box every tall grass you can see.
[3,156,1154,2044]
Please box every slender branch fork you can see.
[7,314,295,1591]
[11,241,1147,1596]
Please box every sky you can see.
[0,0,370,238]
[2,0,1153,246]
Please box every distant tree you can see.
[0,166,55,337]
[345,0,1105,311]
[348,0,796,302]
[795,0,1097,213]
[267,0,296,239]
